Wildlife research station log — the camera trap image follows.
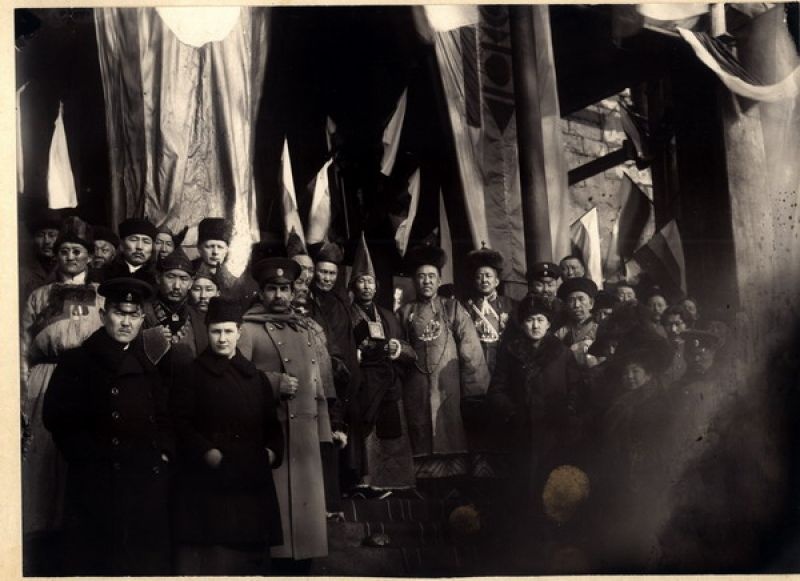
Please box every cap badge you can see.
[125,293,133,301]
[277,268,284,276]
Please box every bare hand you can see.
[204,448,223,468]
[332,430,348,449]
[386,339,401,360]
[280,374,299,399]
[159,325,173,342]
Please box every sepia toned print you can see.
[14,3,800,576]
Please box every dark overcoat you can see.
[91,254,157,287]
[171,348,284,547]
[487,331,583,492]
[42,328,174,576]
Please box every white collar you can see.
[58,270,88,285]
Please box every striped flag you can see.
[632,219,687,301]
[47,101,78,209]
[393,168,421,256]
[380,88,408,176]
[569,207,604,289]
[280,138,305,243]
[604,173,653,278]
[306,158,333,245]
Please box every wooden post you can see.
[509,5,568,264]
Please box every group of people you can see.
[19,208,732,575]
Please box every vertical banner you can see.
[95,7,269,275]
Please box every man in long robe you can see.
[398,245,490,486]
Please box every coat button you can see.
[110,387,119,396]
[152,466,160,475]
[111,411,120,420]
[311,359,316,364]
[284,358,290,363]
[111,437,120,446]
[113,462,121,470]
[278,341,283,346]
[290,414,296,419]
[307,342,312,346]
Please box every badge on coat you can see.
[368,321,386,340]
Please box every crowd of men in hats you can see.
[19,209,733,575]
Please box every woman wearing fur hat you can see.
[20,216,105,574]
[486,295,583,511]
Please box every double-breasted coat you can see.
[171,348,284,548]
[238,304,333,560]
[42,327,174,575]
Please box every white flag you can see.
[439,190,454,284]
[569,207,604,289]
[281,138,305,243]
[381,88,408,176]
[47,101,78,209]
[306,158,333,245]
[394,168,421,256]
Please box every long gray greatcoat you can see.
[398,296,490,459]
[238,304,333,560]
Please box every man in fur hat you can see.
[398,244,490,486]
[192,218,237,291]
[462,244,516,374]
[308,240,361,494]
[90,225,120,271]
[555,278,600,366]
[145,248,207,374]
[19,208,62,302]
[348,234,417,493]
[95,217,158,287]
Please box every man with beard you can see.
[96,217,158,286]
[526,261,566,329]
[555,278,600,368]
[348,234,417,494]
[144,248,207,373]
[188,271,220,314]
[90,226,119,271]
[462,244,516,375]
[19,208,62,302]
[238,257,334,574]
[43,277,173,575]
[398,244,489,489]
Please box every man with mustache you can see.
[95,217,158,287]
[398,244,489,489]
[144,248,207,373]
[461,244,516,375]
[238,256,335,574]
[43,277,173,575]
[19,208,62,302]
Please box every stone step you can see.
[328,520,451,551]
[340,497,462,524]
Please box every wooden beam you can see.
[510,4,569,263]
[567,141,633,186]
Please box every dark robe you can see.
[171,348,284,548]
[42,328,173,576]
[92,254,157,288]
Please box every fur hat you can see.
[119,217,157,241]
[465,243,504,274]
[197,218,230,245]
[54,215,93,252]
[518,294,554,323]
[557,277,598,301]
[157,247,194,275]
[27,208,63,235]
[405,243,447,272]
[312,240,345,265]
[205,296,243,325]
[92,225,120,248]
